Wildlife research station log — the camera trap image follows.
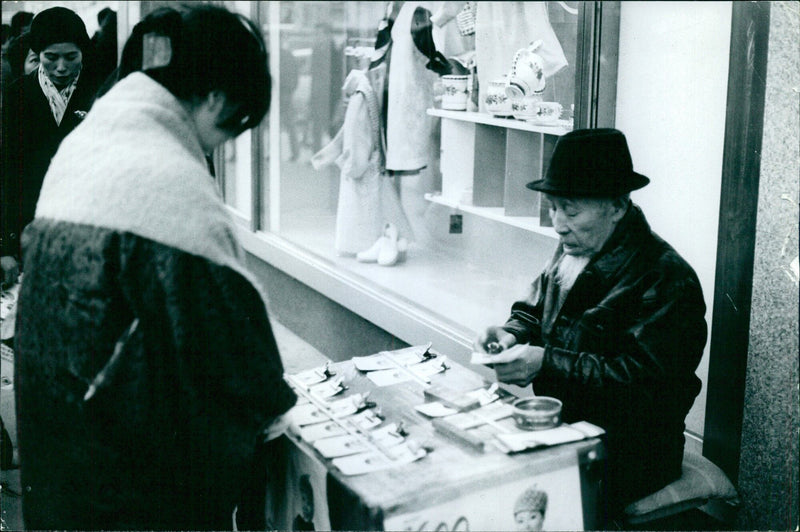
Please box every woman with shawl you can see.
[13,6,296,530]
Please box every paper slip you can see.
[313,423,406,458]
[415,402,459,418]
[367,357,447,387]
[299,420,347,442]
[332,442,427,476]
[569,421,606,438]
[470,344,532,365]
[291,394,364,426]
[445,402,515,430]
[495,424,590,453]
[353,344,430,372]
[467,386,500,406]
[298,409,383,442]
[308,378,346,399]
[291,366,329,387]
[415,386,498,417]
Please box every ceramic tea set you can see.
[438,40,564,124]
[483,40,563,125]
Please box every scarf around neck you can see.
[38,64,80,125]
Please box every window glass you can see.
[218,1,256,221]
[222,134,253,221]
[251,1,582,331]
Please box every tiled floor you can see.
[0,319,326,531]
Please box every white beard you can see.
[555,254,591,291]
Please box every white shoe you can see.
[379,237,408,266]
[356,236,386,262]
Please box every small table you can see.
[265,353,605,531]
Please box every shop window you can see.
[219,1,619,348]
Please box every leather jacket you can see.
[503,203,707,507]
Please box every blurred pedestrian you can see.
[2,32,39,89]
[10,11,33,39]
[91,7,117,84]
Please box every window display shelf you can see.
[427,109,572,135]
[424,193,558,239]
[429,108,564,231]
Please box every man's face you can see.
[40,43,82,88]
[546,195,624,257]
[515,510,544,531]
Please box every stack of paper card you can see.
[285,365,428,476]
[470,344,529,366]
[291,393,367,426]
[427,396,606,454]
[415,385,500,417]
[331,440,426,476]
[314,423,405,458]
[493,421,605,453]
[352,345,430,371]
[287,364,347,399]
[353,345,447,387]
[298,410,384,442]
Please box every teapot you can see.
[505,40,547,100]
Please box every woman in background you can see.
[13,6,296,530]
[1,31,40,89]
[1,7,99,284]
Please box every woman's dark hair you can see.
[123,4,270,135]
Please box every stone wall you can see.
[737,2,800,529]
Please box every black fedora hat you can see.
[526,128,649,197]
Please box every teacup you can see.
[441,74,470,111]
[532,101,563,124]
[510,94,543,121]
[483,76,512,116]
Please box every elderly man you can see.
[475,128,707,517]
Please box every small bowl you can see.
[512,396,562,431]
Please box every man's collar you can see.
[585,203,651,282]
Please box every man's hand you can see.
[493,344,545,387]
[474,325,517,353]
